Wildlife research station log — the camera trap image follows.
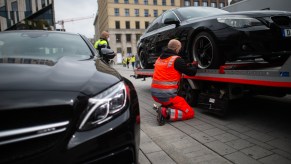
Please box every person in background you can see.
[151,39,198,126]
[130,55,136,69]
[126,56,131,69]
[94,31,112,63]
[135,54,140,68]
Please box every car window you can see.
[160,11,179,28]
[146,16,162,33]
[0,32,92,60]
[175,7,228,21]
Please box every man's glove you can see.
[187,61,198,67]
[192,61,198,67]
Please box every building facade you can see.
[0,0,55,31]
[180,0,228,8]
[224,0,291,12]
[94,0,180,58]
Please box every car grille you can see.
[271,16,291,26]
[0,105,73,163]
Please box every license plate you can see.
[282,29,291,37]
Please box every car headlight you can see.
[217,16,263,28]
[79,81,127,131]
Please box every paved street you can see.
[113,64,291,164]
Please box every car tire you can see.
[139,49,153,69]
[192,32,224,69]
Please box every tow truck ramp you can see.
[133,57,291,115]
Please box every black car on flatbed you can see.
[137,7,291,69]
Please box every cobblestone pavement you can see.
[114,64,291,164]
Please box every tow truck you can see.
[132,57,291,115]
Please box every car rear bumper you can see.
[215,27,291,60]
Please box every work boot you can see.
[153,104,159,112]
[157,107,166,126]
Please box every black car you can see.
[137,7,291,69]
[0,31,140,164]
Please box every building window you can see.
[211,2,216,7]
[184,0,190,6]
[41,0,45,8]
[144,0,148,5]
[135,21,140,29]
[25,0,32,12]
[126,34,131,42]
[115,21,120,29]
[153,0,157,5]
[117,48,122,53]
[116,34,121,42]
[125,9,130,16]
[126,21,130,29]
[154,10,158,17]
[145,21,149,28]
[124,0,129,4]
[171,0,175,6]
[136,34,141,41]
[35,0,38,11]
[203,1,208,6]
[10,1,18,23]
[144,9,149,17]
[127,47,132,54]
[11,1,18,11]
[219,2,225,8]
[162,0,166,6]
[114,0,119,3]
[134,0,139,4]
[135,9,139,16]
[194,1,199,6]
[114,8,119,16]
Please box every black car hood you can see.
[0,56,122,96]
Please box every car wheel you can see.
[139,49,152,69]
[192,32,224,69]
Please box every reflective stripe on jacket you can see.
[130,56,136,62]
[151,55,181,102]
[94,39,108,49]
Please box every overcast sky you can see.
[54,0,97,38]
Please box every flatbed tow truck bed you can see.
[133,57,291,115]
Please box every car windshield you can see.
[176,7,228,20]
[0,31,92,60]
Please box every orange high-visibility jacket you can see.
[151,56,181,101]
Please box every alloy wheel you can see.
[193,35,214,69]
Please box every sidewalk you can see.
[113,64,291,164]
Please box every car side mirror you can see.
[101,48,115,59]
[164,18,180,27]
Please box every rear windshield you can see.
[0,31,92,60]
[175,7,228,21]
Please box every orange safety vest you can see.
[151,56,181,101]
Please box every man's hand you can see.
[191,61,198,67]
[187,61,198,67]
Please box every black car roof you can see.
[0,30,80,36]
